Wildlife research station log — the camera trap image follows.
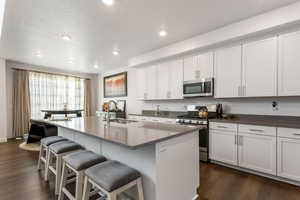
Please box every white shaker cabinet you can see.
[183,52,213,82]
[277,128,300,182]
[136,65,157,100]
[157,62,170,99]
[209,123,238,166]
[214,45,242,98]
[278,30,300,96]
[242,37,277,97]
[136,67,147,100]
[169,59,184,99]
[238,132,277,175]
[145,65,158,100]
[210,123,277,176]
[157,59,183,100]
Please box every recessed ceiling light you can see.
[112,50,119,56]
[68,59,74,64]
[102,0,114,6]
[159,30,167,37]
[61,34,71,41]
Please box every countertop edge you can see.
[31,119,201,149]
[209,119,300,129]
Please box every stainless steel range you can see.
[176,104,220,162]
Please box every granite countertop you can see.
[128,110,186,119]
[31,117,203,149]
[210,114,300,129]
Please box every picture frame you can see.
[103,72,128,98]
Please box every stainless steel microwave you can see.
[183,78,214,97]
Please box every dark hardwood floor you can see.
[1,140,300,200]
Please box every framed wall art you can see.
[103,72,127,98]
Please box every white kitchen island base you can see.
[58,127,199,200]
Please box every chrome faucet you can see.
[105,100,117,124]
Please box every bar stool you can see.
[46,140,83,195]
[37,136,68,174]
[82,160,144,200]
[58,150,107,200]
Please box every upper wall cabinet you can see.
[278,30,300,96]
[214,45,242,98]
[242,37,277,97]
[137,59,184,100]
[136,67,147,100]
[169,59,184,99]
[136,65,157,100]
[157,59,184,100]
[145,65,158,100]
[183,52,213,82]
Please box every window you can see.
[29,71,85,119]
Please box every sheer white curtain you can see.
[29,71,84,119]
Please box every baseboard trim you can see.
[0,138,7,143]
[211,160,300,187]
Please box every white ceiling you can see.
[0,0,299,73]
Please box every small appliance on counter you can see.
[176,104,219,162]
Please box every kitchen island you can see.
[31,117,201,200]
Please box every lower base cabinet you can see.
[238,133,276,175]
[209,130,238,166]
[210,123,277,176]
[277,137,300,182]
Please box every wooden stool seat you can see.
[46,141,83,195]
[41,136,67,146]
[37,136,68,176]
[82,160,144,200]
[59,150,107,200]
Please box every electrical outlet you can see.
[272,101,279,111]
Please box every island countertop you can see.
[31,116,203,149]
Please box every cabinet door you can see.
[169,59,184,99]
[145,65,157,100]
[209,130,238,165]
[136,68,146,100]
[242,37,277,97]
[157,62,170,99]
[183,55,198,81]
[277,137,300,181]
[198,52,213,79]
[238,133,276,175]
[214,45,242,98]
[278,31,300,96]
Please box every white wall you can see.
[0,58,7,142]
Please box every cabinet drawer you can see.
[238,124,276,136]
[278,128,300,139]
[210,122,237,132]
